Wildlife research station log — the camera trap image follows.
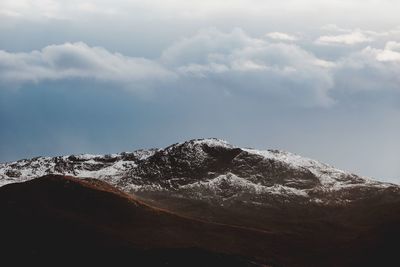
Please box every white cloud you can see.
[162,28,335,107]
[376,50,400,62]
[385,41,400,52]
[316,31,371,45]
[375,42,400,62]
[319,25,400,42]
[156,29,400,104]
[266,32,298,41]
[344,41,400,64]
[0,42,175,89]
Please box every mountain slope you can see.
[0,175,267,266]
[1,174,400,267]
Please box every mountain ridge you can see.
[0,138,396,204]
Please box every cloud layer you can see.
[2,0,400,24]
[1,28,400,108]
[0,28,333,107]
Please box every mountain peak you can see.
[0,138,396,205]
[168,138,234,150]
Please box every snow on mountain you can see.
[180,173,309,197]
[0,138,396,204]
[242,148,387,190]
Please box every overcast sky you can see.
[1,0,400,183]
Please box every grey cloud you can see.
[162,28,335,107]
[333,42,400,93]
[1,28,400,108]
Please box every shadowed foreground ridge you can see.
[0,175,264,266]
[1,174,400,266]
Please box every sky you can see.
[0,0,400,183]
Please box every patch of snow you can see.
[73,154,101,160]
[75,160,137,179]
[132,149,158,161]
[243,148,366,187]
[191,138,234,149]
[182,173,309,197]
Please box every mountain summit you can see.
[0,138,395,203]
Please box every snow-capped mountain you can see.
[1,139,400,266]
[0,138,397,206]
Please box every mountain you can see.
[1,138,400,266]
[1,138,395,200]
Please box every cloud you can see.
[318,25,400,47]
[2,0,400,21]
[2,28,400,108]
[0,28,336,107]
[316,31,372,45]
[162,28,335,107]
[160,29,400,106]
[0,0,120,20]
[332,41,400,92]
[266,32,298,41]
[375,42,400,62]
[0,42,175,89]
[320,24,351,33]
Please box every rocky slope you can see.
[0,138,396,204]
